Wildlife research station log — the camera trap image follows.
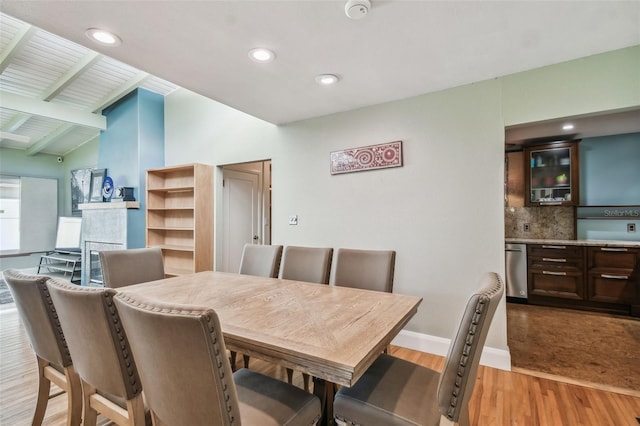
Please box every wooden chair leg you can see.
[33,357,51,426]
[243,354,250,369]
[63,366,82,426]
[126,393,146,425]
[230,351,237,371]
[302,373,310,392]
[81,380,98,426]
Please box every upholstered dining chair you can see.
[238,243,283,278]
[113,292,322,426]
[233,243,283,369]
[45,278,149,426]
[333,272,504,426]
[331,248,396,355]
[279,245,333,284]
[279,245,333,390]
[2,270,82,426]
[330,248,396,293]
[99,247,165,288]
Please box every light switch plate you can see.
[288,215,298,225]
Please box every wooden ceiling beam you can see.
[0,90,106,130]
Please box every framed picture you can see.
[71,168,92,214]
[330,141,403,175]
[89,169,107,202]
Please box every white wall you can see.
[164,45,640,368]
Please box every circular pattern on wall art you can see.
[355,150,374,166]
[383,147,398,162]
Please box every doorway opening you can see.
[216,160,272,273]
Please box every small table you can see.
[120,271,422,423]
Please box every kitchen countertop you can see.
[505,237,640,248]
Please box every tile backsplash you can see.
[505,206,575,239]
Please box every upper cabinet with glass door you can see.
[524,140,580,206]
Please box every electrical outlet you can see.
[288,215,298,225]
[523,223,530,232]
[628,223,636,233]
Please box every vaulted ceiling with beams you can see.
[1,1,639,157]
[0,12,179,157]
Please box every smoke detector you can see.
[345,0,371,20]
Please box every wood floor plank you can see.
[2,305,640,425]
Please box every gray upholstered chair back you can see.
[330,248,396,293]
[437,272,504,423]
[279,246,333,284]
[2,269,71,367]
[113,293,242,426]
[238,244,283,278]
[45,278,142,401]
[99,247,165,288]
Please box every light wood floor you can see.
[2,304,640,426]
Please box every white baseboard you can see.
[391,329,512,371]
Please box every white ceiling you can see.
[1,1,639,156]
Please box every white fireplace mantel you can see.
[79,201,140,210]
[80,202,140,285]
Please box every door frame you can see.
[215,160,272,271]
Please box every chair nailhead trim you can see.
[37,278,73,363]
[445,276,502,420]
[104,292,141,394]
[115,293,239,425]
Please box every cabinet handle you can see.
[601,274,629,280]
[543,271,567,276]
[542,245,567,249]
[542,258,567,263]
[600,247,628,252]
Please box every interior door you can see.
[221,169,260,273]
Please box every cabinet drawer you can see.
[528,269,584,300]
[528,244,584,260]
[529,258,583,271]
[588,246,639,269]
[588,271,636,304]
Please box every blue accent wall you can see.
[99,88,165,248]
[579,132,640,205]
[577,132,640,241]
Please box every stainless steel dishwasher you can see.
[505,243,527,302]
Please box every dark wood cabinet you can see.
[524,140,579,206]
[587,246,639,307]
[525,243,640,316]
[528,244,585,301]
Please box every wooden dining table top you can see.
[119,271,422,387]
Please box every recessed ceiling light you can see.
[248,48,275,63]
[85,28,121,46]
[562,123,575,131]
[315,74,339,86]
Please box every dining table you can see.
[119,271,423,425]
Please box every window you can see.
[0,176,20,251]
